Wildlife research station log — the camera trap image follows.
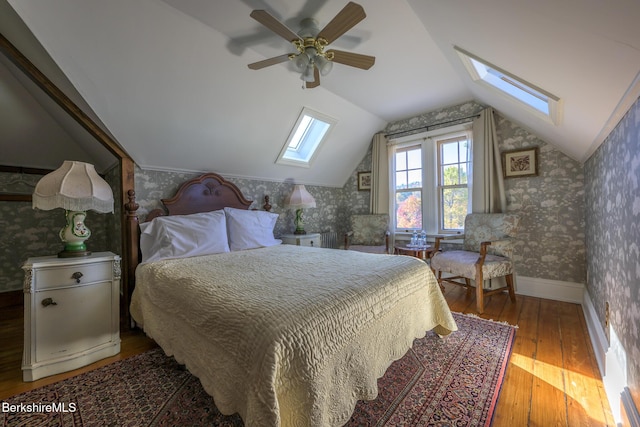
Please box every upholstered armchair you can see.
[430,213,520,314]
[344,214,390,254]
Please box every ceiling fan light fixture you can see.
[315,55,333,76]
[301,64,315,82]
[294,53,310,72]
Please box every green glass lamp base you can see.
[293,208,307,235]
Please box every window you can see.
[276,107,337,167]
[437,136,471,231]
[454,46,562,125]
[391,125,472,234]
[394,145,422,230]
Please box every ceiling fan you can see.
[247,1,375,89]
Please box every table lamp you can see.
[285,184,316,235]
[32,161,114,257]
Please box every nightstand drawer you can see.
[280,233,321,247]
[34,261,112,290]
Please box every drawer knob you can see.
[71,272,83,283]
[41,298,57,307]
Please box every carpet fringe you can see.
[455,312,519,328]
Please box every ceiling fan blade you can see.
[306,67,320,89]
[248,54,291,70]
[250,10,302,42]
[327,49,375,70]
[316,2,366,44]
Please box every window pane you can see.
[407,169,422,187]
[460,140,470,162]
[441,187,468,230]
[459,163,469,184]
[407,149,421,169]
[395,171,407,189]
[395,152,407,170]
[288,115,312,150]
[396,191,422,229]
[442,142,459,164]
[442,165,460,185]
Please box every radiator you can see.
[320,230,339,249]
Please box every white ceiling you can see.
[2,0,640,186]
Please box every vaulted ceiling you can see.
[2,0,639,186]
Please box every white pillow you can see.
[140,210,230,263]
[223,207,282,251]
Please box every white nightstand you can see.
[21,252,121,381]
[280,233,322,248]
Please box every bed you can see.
[124,172,457,427]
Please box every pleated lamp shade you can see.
[32,161,114,257]
[33,161,114,213]
[285,185,316,210]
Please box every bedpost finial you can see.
[264,195,272,212]
[125,189,139,214]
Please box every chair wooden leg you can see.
[505,274,516,302]
[475,267,484,314]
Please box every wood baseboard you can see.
[0,290,23,309]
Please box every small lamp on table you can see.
[285,184,316,235]
[32,161,114,258]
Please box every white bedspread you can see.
[130,244,457,427]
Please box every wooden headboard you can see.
[123,172,271,327]
[145,173,253,221]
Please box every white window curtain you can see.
[471,107,507,213]
[471,107,512,290]
[369,132,390,215]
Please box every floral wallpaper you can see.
[385,101,485,138]
[584,96,640,406]
[385,101,586,284]
[0,169,114,293]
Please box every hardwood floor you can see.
[0,287,614,426]
[444,285,614,427]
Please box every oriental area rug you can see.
[2,313,515,427]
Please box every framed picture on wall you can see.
[357,171,372,191]
[502,148,539,178]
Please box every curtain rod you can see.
[385,113,481,139]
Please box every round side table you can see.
[393,243,435,260]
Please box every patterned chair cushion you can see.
[462,213,520,258]
[350,214,389,246]
[431,250,514,281]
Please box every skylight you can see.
[454,46,562,125]
[276,108,337,167]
